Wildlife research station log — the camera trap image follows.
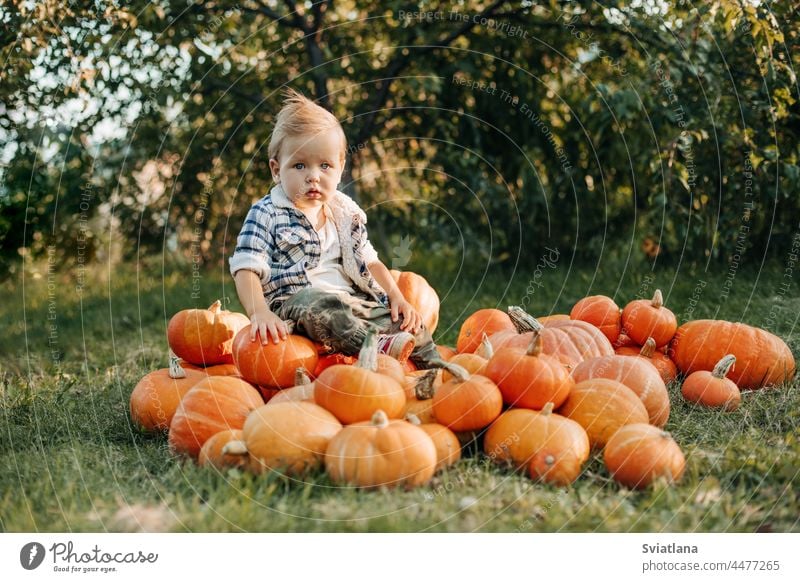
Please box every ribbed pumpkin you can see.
[457,308,515,354]
[443,335,493,382]
[198,429,254,470]
[484,330,575,410]
[681,354,741,411]
[557,378,649,448]
[264,368,315,406]
[604,423,685,489]
[230,401,342,475]
[315,332,406,424]
[432,363,503,432]
[484,403,589,485]
[570,295,622,344]
[167,300,250,365]
[232,325,319,388]
[617,338,678,384]
[168,376,264,459]
[571,355,670,427]
[389,269,441,334]
[407,415,461,472]
[669,319,795,390]
[376,354,407,384]
[621,289,677,348]
[130,356,205,432]
[325,410,437,489]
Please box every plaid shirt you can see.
[230,184,388,311]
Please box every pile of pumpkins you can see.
[130,273,796,491]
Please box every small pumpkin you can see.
[325,410,437,489]
[436,345,457,361]
[168,376,264,459]
[681,354,741,411]
[178,361,241,377]
[603,423,685,489]
[403,370,440,424]
[557,378,649,449]
[407,414,461,472]
[167,300,250,365]
[130,355,205,432]
[265,368,315,406]
[616,337,678,384]
[621,289,677,348]
[570,295,621,344]
[432,363,503,432]
[443,334,493,382]
[314,332,406,424]
[232,325,319,388]
[389,269,441,334]
[198,429,254,471]
[313,353,357,377]
[457,308,515,354]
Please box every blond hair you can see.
[268,88,347,164]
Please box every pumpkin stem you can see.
[525,330,543,357]
[414,369,439,400]
[168,352,187,379]
[651,289,664,309]
[405,413,422,426]
[371,409,390,428]
[356,330,379,372]
[221,440,248,456]
[712,354,736,379]
[294,367,312,386]
[541,402,555,415]
[544,454,555,467]
[441,362,471,383]
[475,333,495,359]
[507,306,543,333]
[640,337,657,358]
[208,299,222,313]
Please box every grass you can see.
[0,254,798,532]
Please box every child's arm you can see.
[367,260,423,334]
[233,270,289,344]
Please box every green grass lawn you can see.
[1,256,798,532]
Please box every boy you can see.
[230,89,441,368]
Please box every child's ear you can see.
[269,158,280,182]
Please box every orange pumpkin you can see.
[168,376,264,459]
[389,270,441,334]
[436,345,457,361]
[407,415,461,472]
[403,370,440,424]
[484,330,575,410]
[376,354,407,384]
[325,410,437,489]
[314,332,406,424]
[198,429,254,471]
[265,368,315,406]
[167,300,249,365]
[130,356,205,432]
[443,334,493,382]
[669,320,795,390]
[313,353,357,377]
[604,423,685,489]
[570,295,621,344]
[557,378,649,448]
[457,308,515,354]
[681,354,741,411]
[178,361,241,377]
[232,401,342,475]
[232,325,319,388]
[617,338,678,384]
[432,363,503,432]
[571,355,670,427]
[484,403,589,485]
[621,289,677,348]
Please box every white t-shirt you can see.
[306,207,357,296]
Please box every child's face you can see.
[269,128,345,210]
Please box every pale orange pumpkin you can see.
[130,355,205,432]
[436,345,457,361]
[232,325,319,388]
[457,308,515,354]
[265,368,315,406]
[407,414,461,472]
[403,370,440,424]
[168,376,264,459]
[570,295,622,344]
[167,300,249,365]
[314,332,406,424]
[604,423,685,489]
[198,429,254,471]
[557,378,649,448]
[621,289,677,348]
[616,337,678,384]
[376,354,407,384]
[178,361,241,377]
[325,410,437,489]
[432,363,503,432]
[390,269,441,334]
[681,354,741,411]
[442,334,493,382]
[571,355,670,427]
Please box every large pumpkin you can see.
[389,270,441,334]
[557,378,649,448]
[571,355,670,427]
[668,320,795,390]
[457,308,516,354]
[570,295,621,344]
[130,356,205,432]
[325,410,437,489]
[232,325,319,388]
[604,423,685,489]
[167,300,249,365]
[168,376,264,459]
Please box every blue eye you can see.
[293,163,305,170]
[321,163,331,170]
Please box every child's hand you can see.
[392,299,422,334]
[249,309,289,344]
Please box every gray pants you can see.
[277,288,441,369]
